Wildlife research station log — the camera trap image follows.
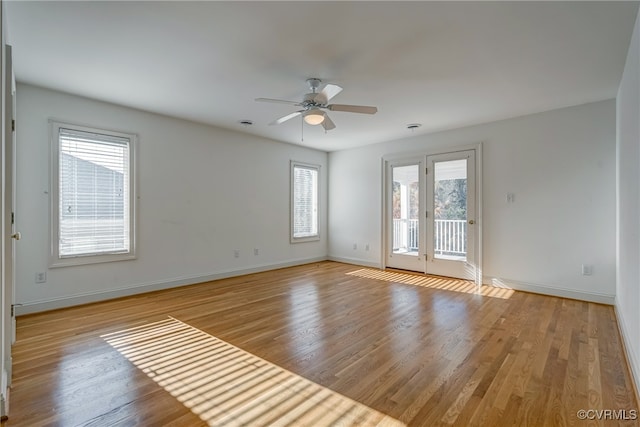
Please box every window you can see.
[50,121,136,266]
[291,161,319,242]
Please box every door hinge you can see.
[425,254,428,260]
[11,119,15,132]
[11,212,14,225]
[425,211,428,218]
[425,167,428,174]
[11,304,22,317]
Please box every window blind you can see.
[293,165,318,238]
[58,127,130,257]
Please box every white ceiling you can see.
[6,1,639,152]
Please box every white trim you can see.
[382,142,482,162]
[483,275,615,305]
[614,300,640,406]
[15,256,328,315]
[328,255,382,269]
[0,368,6,417]
[1,369,5,394]
[379,157,386,268]
[475,142,483,286]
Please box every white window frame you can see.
[291,161,320,243]
[49,120,137,267]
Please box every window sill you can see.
[291,236,320,244]
[49,252,136,268]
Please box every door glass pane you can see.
[392,165,419,256]
[433,159,467,261]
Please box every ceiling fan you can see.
[255,78,377,131]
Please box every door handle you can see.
[468,220,475,225]
[11,232,21,240]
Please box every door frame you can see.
[381,143,483,285]
[0,40,13,419]
[0,2,12,417]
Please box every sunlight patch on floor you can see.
[102,317,405,427]
[346,268,514,299]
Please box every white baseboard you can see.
[614,299,640,407]
[1,368,7,417]
[483,276,615,305]
[323,262,614,305]
[16,256,329,315]
[328,262,614,305]
[327,255,381,269]
[17,259,616,312]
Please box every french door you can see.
[385,149,477,281]
[385,159,425,272]
[426,150,476,280]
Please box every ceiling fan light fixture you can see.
[303,109,325,125]
[257,79,376,131]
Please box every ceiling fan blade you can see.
[314,84,343,104]
[321,114,336,131]
[328,104,377,114]
[255,97,301,106]
[269,111,302,125]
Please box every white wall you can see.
[329,100,616,303]
[15,84,328,313]
[616,7,640,399]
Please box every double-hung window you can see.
[291,161,319,242]
[50,121,136,266]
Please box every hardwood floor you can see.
[5,261,639,426]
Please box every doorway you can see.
[384,148,478,281]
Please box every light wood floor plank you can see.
[3,261,638,426]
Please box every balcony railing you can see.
[393,218,467,257]
[434,219,467,257]
[392,219,419,252]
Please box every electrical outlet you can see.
[353,243,358,250]
[234,250,240,258]
[582,264,593,276]
[365,244,370,251]
[35,272,46,283]
[254,248,259,256]
[506,193,515,203]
